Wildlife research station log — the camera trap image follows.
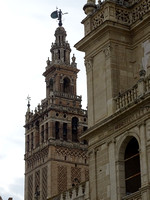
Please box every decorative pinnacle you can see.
[139,63,146,78]
[46,57,50,66]
[26,95,31,112]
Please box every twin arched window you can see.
[49,79,53,91]
[55,117,79,142]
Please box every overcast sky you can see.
[0,1,87,199]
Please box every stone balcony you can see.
[53,91,82,101]
[83,0,150,35]
[114,71,150,112]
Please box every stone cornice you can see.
[81,94,150,142]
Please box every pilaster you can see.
[139,122,149,186]
[108,140,117,200]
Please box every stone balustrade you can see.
[54,91,82,101]
[115,85,138,110]
[48,181,89,200]
[122,190,141,200]
[114,74,150,111]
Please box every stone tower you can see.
[24,24,88,200]
[75,0,150,199]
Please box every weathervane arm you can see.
[51,8,68,27]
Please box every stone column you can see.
[49,121,55,139]
[78,125,83,140]
[67,122,72,142]
[59,122,63,140]
[35,129,39,148]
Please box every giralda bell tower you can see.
[24,10,88,200]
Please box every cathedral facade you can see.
[24,24,88,200]
[75,0,150,199]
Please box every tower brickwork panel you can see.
[24,26,88,200]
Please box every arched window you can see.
[64,50,66,62]
[72,117,78,142]
[26,135,29,152]
[35,121,39,147]
[55,121,60,139]
[58,50,60,59]
[49,79,53,91]
[31,132,33,150]
[45,122,48,140]
[63,77,70,93]
[41,125,44,143]
[63,123,67,141]
[83,126,87,132]
[124,137,141,195]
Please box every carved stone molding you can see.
[103,45,112,59]
[84,58,93,74]
[26,147,48,169]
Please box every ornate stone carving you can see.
[114,105,150,131]
[26,147,48,169]
[84,58,93,74]
[92,10,104,30]
[103,45,112,59]
[86,0,150,33]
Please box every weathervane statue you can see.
[51,8,68,26]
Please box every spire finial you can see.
[51,8,68,27]
[26,95,31,112]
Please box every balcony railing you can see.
[122,190,141,200]
[114,73,150,112]
[53,91,82,101]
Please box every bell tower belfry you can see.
[24,20,88,200]
[45,26,78,100]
